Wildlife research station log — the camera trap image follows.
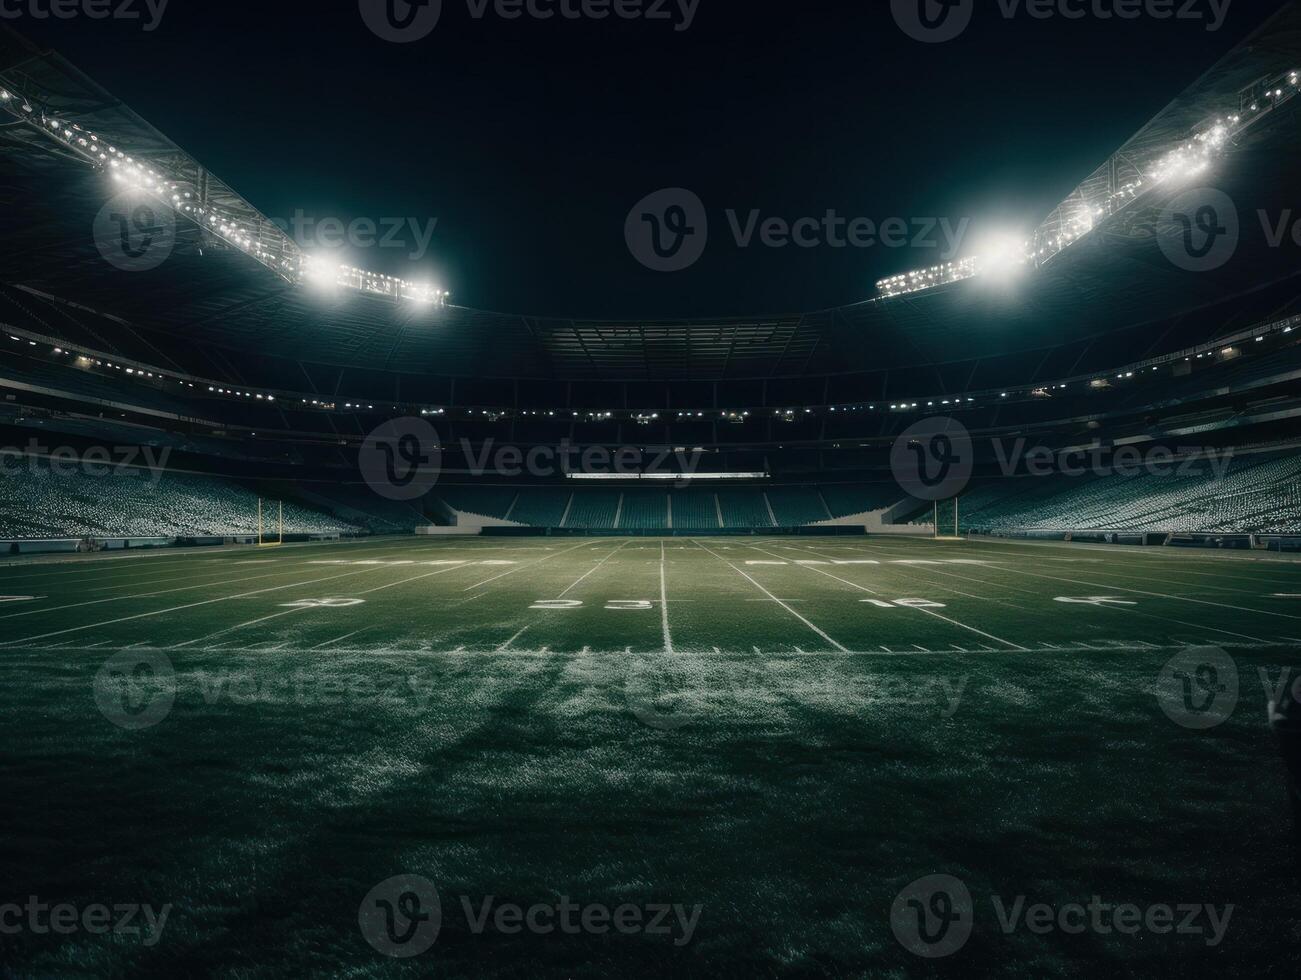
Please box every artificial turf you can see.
[0,534,1299,976]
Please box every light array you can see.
[877,66,1300,300]
[11,309,1297,430]
[877,258,980,299]
[1,84,448,307]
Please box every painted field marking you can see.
[660,541,674,655]
[558,541,629,598]
[461,540,595,593]
[1055,597,1137,607]
[692,540,849,653]
[0,558,457,648]
[861,599,948,609]
[173,561,483,648]
[279,598,367,609]
[0,596,43,603]
[746,542,1028,651]
[980,561,1301,624]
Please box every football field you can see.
[1,535,1299,975]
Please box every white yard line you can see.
[838,540,1274,644]
[460,540,596,593]
[768,544,1029,651]
[310,628,373,650]
[691,540,848,652]
[558,541,630,597]
[0,539,445,618]
[496,625,534,653]
[173,562,487,648]
[0,561,446,648]
[661,540,675,655]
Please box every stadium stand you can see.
[0,460,357,538]
[507,489,572,527]
[436,487,519,522]
[766,487,832,526]
[955,451,1301,534]
[619,490,669,530]
[564,490,621,529]
[821,484,908,518]
[291,485,428,534]
[670,492,722,530]
[718,490,775,529]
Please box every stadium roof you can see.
[2,7,1301,381]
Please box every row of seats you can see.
[432,485,902,529]
[0,461,363,539]
[952,452,1301,533]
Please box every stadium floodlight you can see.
[1,77,450,309]
[878,66,1301,301]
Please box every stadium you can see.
[2,3,1301,975]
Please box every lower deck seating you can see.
[717,491,774,528]
[508,489,571,527]
[821,483,907,518]
[953,451,1301,533]
[0,461,358,538]
[767,487,831,526]
[564,491,620,529]
[620,491,669,530]
[670,492,720,529]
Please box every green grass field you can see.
[1,534,1299,976]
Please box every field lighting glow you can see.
[877,66,1301,301]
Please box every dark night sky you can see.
[12,0,1292,318]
